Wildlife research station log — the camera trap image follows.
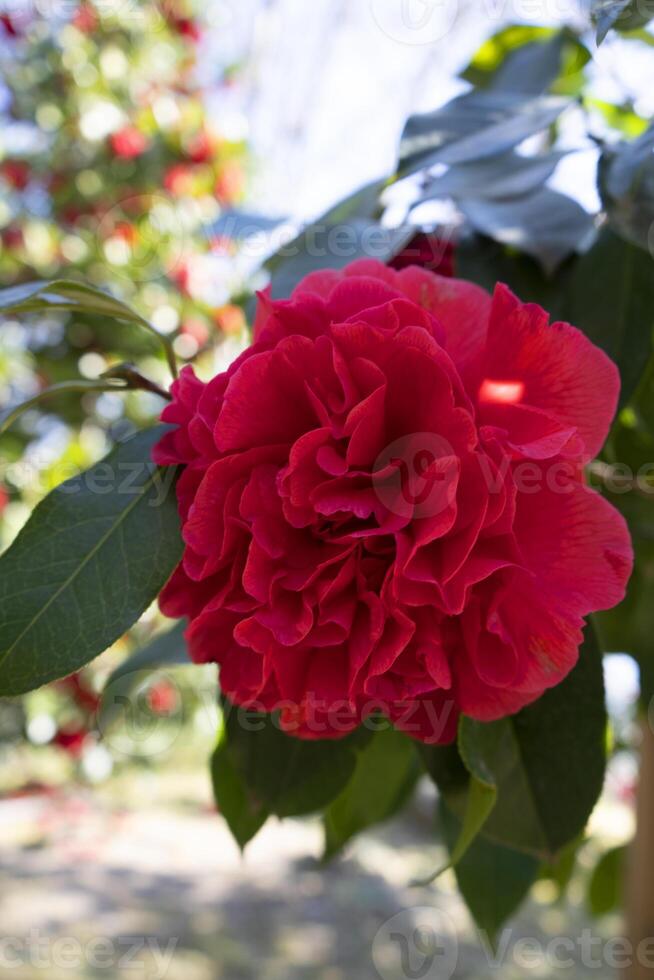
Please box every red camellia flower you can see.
[155,260,632,743]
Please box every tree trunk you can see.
[625,716,654,979]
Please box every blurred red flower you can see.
[164,163,195,196]
[0,160,30,190]
[52,727,87,758]
[147,680,179,715]
[215,161,244,205]
[109,127,149,160]
[72,3,98,33]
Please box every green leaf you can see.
[455,234,573,319]
[588,98,649,138]
[444,774,497,870]
[323,725,420,859]
[566,227,654,406]
[459,26,590,97]
[598,124,654,250]
[399,92,569,175]
[458,625,607,860]
[540,836,583,898]
[461,27,562,92]
[418,738,470,796]
[594,0,632,42]
[267,220,411,300]
[594,359,654,699]
[263,177,395,301]
[0,427,183,696]
[587,844,627,916]
[211,730,269,850]
[460,188,594,274]
[98,620,189,731]
[439,799,540,940]
[595,498,654,705]
[219,699,360,819]
[416,151,566,205]
[593,0,654,44]
[0,280,177,377]
[320,177,389,223]
[415,721,498,886]
[487,34,569,95]
[450,719,499,867]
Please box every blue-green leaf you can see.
[0,427,182,696]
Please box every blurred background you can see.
[0,0,652,977]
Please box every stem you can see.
[133,320,178,380]
[1,380,126,435]
[101,363,173,401]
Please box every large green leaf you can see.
[416,151,566,205]
[458,625,607,860]
[455,235,572,318]
[99,620,189,731]
[323,725,420,859]
[485,33,568,95]
[211,731,269,850]
[399,92,568,175]
[0,427,182,696]
[218,699,361,819]
[566,227,654,406]
[461,27,588,96]
[460,188,594,274]
[461,26,556,87]
[439,800,540,940]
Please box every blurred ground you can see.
[0,756,628,980]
